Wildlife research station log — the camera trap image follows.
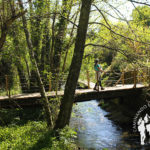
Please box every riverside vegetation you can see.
[1,0,150,149]
[0,107,77,150]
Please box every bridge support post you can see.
[122,70,125,86]
[55,73,58,96]
[49,74,51,92]
[148,67,150,87]
[115,72,123,86]
[86,70,90,89]
[133,69,137,88]
[5,75,10,98]
[142,68,146,83]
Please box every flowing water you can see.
[70,100,150,150]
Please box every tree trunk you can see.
[18,0,53,128]
[62,10,79,72]
[51,0,73,91]
[40,19,51,91]
[0,27,7,51]
[50,0,59,67]
[28,0,44,91]
[41,24,49,73]
[54,0,92,129]
[12,25,29,93]
[52,0,73,73]
[29,0,43,64]
[40,3,51,74]
[0,6,26,51]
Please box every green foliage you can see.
[0,122,77,150]
[0,102,77,149]
[0,108,44,126]
[132,6,150,27]
[1,0,150,91]
[53,126,77,150]
[1,2,150,150]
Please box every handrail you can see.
[1,67,150,96]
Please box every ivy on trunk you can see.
[55,0,92,129]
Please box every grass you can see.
[0,108,77,150]
[0,121,77,150]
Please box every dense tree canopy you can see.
[0,0,150,130]
[132,5,150,26]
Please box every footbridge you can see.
[0,68,149,108]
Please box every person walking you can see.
[94,59,105,91]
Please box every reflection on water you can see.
[70,100,150,150]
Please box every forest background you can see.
[0,0,150,149]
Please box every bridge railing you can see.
[79,67,150,89]
[0,67,150,97]
[116,68,150,88]
[0,72,69,97]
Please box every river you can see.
[70,100,150,150]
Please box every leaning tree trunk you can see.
[29,0,44,91]
[54,0,92,129]
[18,0,53,128]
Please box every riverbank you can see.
[98,87,147,129]
[70,100,146,149]
[0,107,78,150]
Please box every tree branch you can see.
[29,12,78,28]
[0,10,27,51]
[100,9,132,22]
[128,0,150,7]
[6,10,27,27]
[88,22,150,45]
[84,43,141,65]
[84,43,128,57]
[92,4,111,29]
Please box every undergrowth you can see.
[0,108,77,150]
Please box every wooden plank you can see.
[0,84,146,108]
[0,84,145,101]
[0,85,145,108]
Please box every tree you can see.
[132,6,150,27]
[55,0,92,129]
[18,0,53,129]
[52,0,73,74]
[0,0,26,51]
[12,23,29,93]
[51,0,75,90]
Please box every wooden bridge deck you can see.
[0,84,145,108]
